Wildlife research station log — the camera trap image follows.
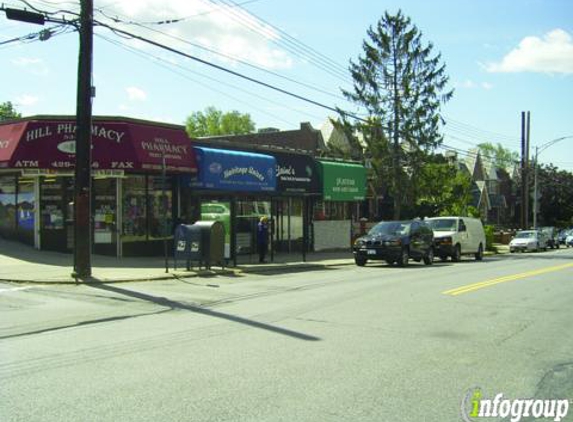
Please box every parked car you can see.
[539,226,559,249]
[558,229,572,245]
[353,220,434,267]
[509,230,547,253]
[426,216,486,261]
[566,232,573,248]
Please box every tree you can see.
[341,10,453,219]
[185,106,255,137]
[0,101,22,121]
[536,164,573,226]
[414,154,475,217]
[477,142,519,171]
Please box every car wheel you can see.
[398,248,409,267]
[452,244,461,262]
[355,256,367,267]
[423,247,434,265]
[475,244,484,261]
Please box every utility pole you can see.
[520,111,531,229]
[524,111,531,229]
[73,0,93,278]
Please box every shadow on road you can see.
[87,281,321,342]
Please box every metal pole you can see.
[533,147,538,228]
[73,0,93,278]
[162,153,169,273]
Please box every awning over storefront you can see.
[189,147,276,192]
[273,151,320,194]
[0,118,197,173]
[317,160,366,201]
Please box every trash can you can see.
[173,221,225,270]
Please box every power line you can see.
[95,32,321,126]
[203,0,351,84]
[443,116,521,145]
[94,19,369,124]
[0,23,73,48]
[93,7,351,104]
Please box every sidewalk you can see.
[0,238,355,284]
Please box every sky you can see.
[1,0,572,170]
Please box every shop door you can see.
[273,198,304,253]
[40,177,72,252]
[93,178,118,256]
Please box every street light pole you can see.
[532,135,573,228]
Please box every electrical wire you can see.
[94,19,370,125]
[93,7,352,104]
[0,23,73,49]
[202,0,351,84]
[95,32,323,126]
[443,116,521,145]
[16,0,78,16]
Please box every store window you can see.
[274,198,304,252]
[313,200,349,221]
[93,178,116,244]
[122,176,147,242]
[17,177,36,233]
[0,176,17,236]
[236,199,270,256]
[40,177,65,231]
[148,175,173,240]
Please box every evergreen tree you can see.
[342,10,453,219]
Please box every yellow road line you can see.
[443,263,573,296]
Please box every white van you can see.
[426,217,486,261]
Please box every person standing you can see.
[257,216,269,263]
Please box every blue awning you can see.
[187,146,276,192]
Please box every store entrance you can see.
[272,198,304,253]
[39,177,73,252]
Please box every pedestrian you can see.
[257,216,269,263]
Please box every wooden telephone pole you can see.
[73,0,94,278]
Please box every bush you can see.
[484,225,495,251]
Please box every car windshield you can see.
[515,231,536,239]
[368,221,410,236]
[427,219,457,232]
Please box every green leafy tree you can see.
[414,154,474,217]
[341,10,453,219]
[536,164,573,226]
[0,101,21,121]
[477,142,519,171]
[185,106,255,137]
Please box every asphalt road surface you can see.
[1,249,573,422]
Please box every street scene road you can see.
[1,250,573,422]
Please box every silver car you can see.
[509,230,547,253]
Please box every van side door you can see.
[459,219,473,253]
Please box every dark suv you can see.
[353,220,434,267]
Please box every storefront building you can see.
[180,146,276,264]
[313,160,367,251]
[0,116,197,257]
[192,139,323,259]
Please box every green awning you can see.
[317,161,366,201]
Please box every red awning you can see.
[0,118,197,173]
